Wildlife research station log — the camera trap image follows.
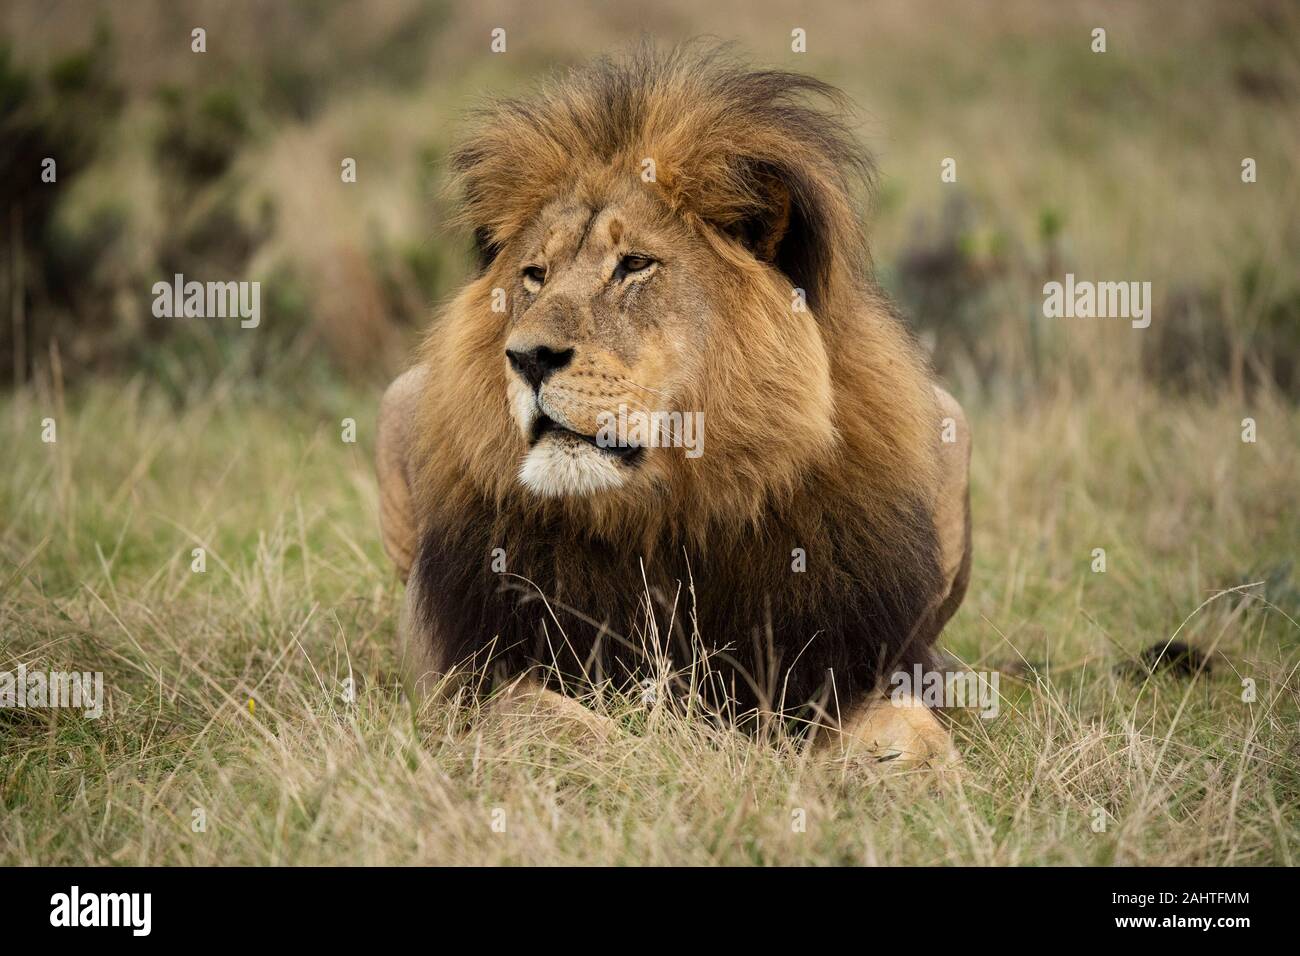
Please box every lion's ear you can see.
[473,226,501,272]
[732,164,793,264]
[728,160,835,311]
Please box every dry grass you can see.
[2,372,1295,865]
[1,0,1298,865]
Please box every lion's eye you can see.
[522,265,546,287]
[613,254,656,283]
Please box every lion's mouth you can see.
[530,413,645,466]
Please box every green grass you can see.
[2,375,1296,865]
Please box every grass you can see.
[2,0,1298,866]
[2,370,1296,865]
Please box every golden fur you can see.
[381,45,970,729]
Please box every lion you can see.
[376,45,972,767]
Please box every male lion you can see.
[377,46,972,766]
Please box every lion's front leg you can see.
[492,674,620,743]
[400,579,620,745]
[806,385,970,771]
[378,369,620,747]
[397,576,620,748]
[813,693,959,769]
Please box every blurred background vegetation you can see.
[2,0,1298,402]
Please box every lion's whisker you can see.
[617,378,666,396]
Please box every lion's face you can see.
[501,183,743,498]
[427,45,941,522]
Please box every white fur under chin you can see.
[518,441,626,497]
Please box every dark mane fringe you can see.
[413,477,943,718]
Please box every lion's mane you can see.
[409,45,949,716]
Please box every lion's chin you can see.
[518,438,628,498]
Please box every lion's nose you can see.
[506,345,574,391]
